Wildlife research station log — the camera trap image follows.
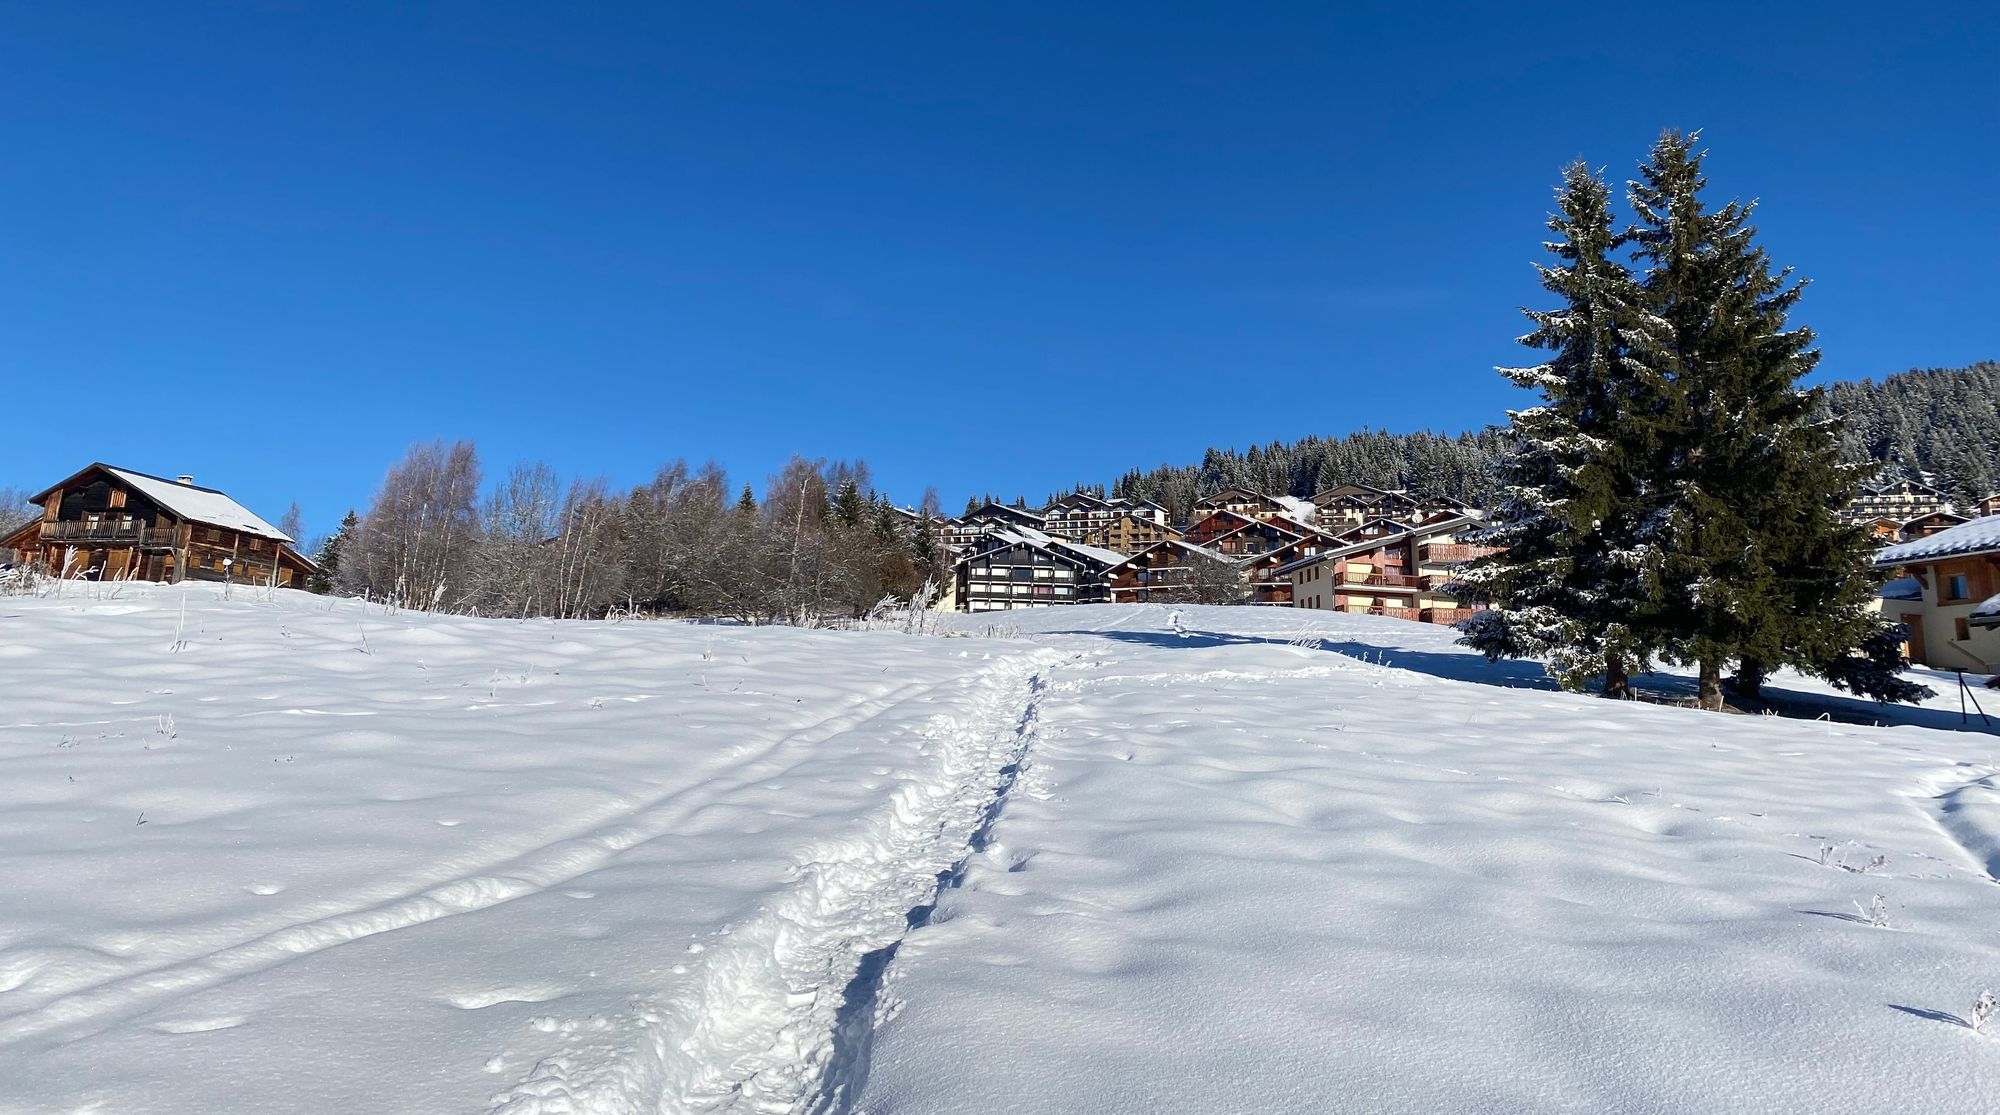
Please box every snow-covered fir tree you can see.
[1625,131,1930,709]
[1457,161,1669,695]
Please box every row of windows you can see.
[972,564,1077,580]
[970,583,1074,597]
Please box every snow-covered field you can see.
[2,585,1998,1113]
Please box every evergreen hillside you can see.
[1110,361,1999,519]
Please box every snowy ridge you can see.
[485,652,1059,1115]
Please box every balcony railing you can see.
[36,522,179,546]
[1370,606,1420,621]
[1421,543,1503,564]
[1340,572,1419,589]
[1421,607,1480,625]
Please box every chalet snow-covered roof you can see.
[32,463,294,544]
[1194,487,1282,508]
[1044,492,1110,512]
[1972,593,2000,627]
[1874,514,2000,566]
[1309,482,1391,503]
[963,502,1045,525]
[1048,537,1127,568]
[961,526,1124,571]
[1099,538,1242,575]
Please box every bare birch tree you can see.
[346,440,483,610]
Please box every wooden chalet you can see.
[1981,494,2000,518]
[1101,540,1245,605]
[1,463,315,587]
[1901,511,1972,540]
[1861,515,1907,542]
[1310,483,1474,529]
[1873,514,2000,673]
[1190,487,1288,523]
[1199,514,1311,558]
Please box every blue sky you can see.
[2,3,1994,537]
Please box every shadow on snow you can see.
[1045,626,2000,737]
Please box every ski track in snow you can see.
[483,653,1057,1115]
[0,672,965,1049]
[1927,772,2000,883]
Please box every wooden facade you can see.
[7,464,315,588]
[1190,487,1288,523]
[1082,513,1182,555]
[1102,540,1242,604]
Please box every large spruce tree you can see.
[1458,162,1668,694]
[1626,131,1928,709]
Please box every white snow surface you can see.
[107,467,293,542]
[3,586,2000,1114]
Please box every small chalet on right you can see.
[1874,514,2000,674]
[1,463,315,587]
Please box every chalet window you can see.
[1945,574,1970,601]
[1956,617,1972,641]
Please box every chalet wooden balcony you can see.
[1370,606,1420,621]
[36,522,179,547]
[1339,572,1419,589]
[1418,573,1460,590]
[1422,607,1480,625]
[1420,543,1503,564]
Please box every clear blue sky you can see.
[3,3,1994,537]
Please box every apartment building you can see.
[1280,513,1494,624]
[953,527,1123,612]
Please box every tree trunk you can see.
[1698,659,1724,711]
[1601,652,1630,699]
[1733,658,1766,703]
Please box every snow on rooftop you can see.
[1050,538,1128,568]
[107,467,293,543]
[1974,593,2000,623]
[1275,496,1317,523]
[1874,513,2000,566]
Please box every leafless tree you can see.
[0,485,37,532]
[277,502,306,545]
[479,461,564,615]
[1162,550,1251,605]
[346,440,483,610]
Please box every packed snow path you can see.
[3,587,2000,1113]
